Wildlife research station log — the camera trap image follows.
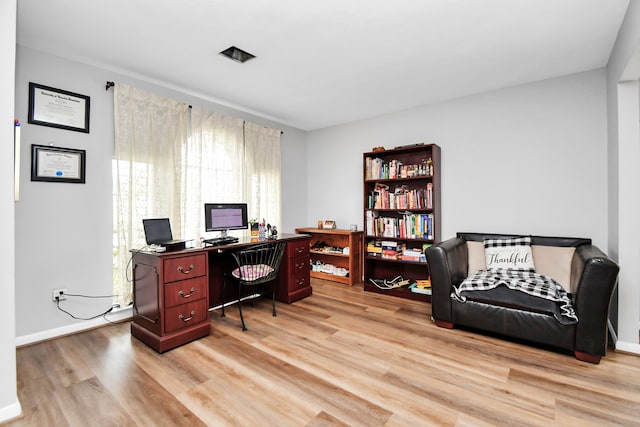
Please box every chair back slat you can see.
[231,241,287,284]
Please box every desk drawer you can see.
[164,299,208,333]
[287,239,309,258]
[163,254,206,283]
[164,276,208,309]
[289,256,310,291]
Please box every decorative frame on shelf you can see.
[28,82,90,133]
[31,144,86,184]
[323,220,336,230]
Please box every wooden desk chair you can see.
[222,241,287,331]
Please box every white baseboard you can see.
[15,306,133,347]
[0,400,22,424]
[615,340,640,355]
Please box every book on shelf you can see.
[365,210,434,240]
[381,240,401,260]
[368,184,434,210]
[401,247,423,262]
[365,156,434,181]
[366,240,382,255]
[409,280,432,295]
[367,239,408,260]
[414,279,431,288]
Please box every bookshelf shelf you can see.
[364,255,428,264]
[295,228,364,286]
[363,144,440,302]
[310,249,350,258]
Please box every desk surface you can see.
[132,232,309,256]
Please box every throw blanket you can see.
[452,269,578,325]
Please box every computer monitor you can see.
[204,203,248,237]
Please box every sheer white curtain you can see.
[185,107,245,239]
[112,84,189,306]
[112,85,282,307]
[244,122,282,228]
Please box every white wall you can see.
[14,46,307,340]
[1,1,21,423]
[307,69,608,248]
[607,0,640,352]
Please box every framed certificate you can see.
[28,82,90,133]
[31,144,86,184]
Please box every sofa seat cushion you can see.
[450,299,577,351]
[453,269,578,325]
[457,286,576,325]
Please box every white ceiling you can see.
[16,0,629,131]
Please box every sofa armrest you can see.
[571,244,619,356]
[426,237,468,324]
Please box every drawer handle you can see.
[295,262,305,270]
[177,264,195,274]
[179,310,196,322]
[296,278,306,285]
[178,287,196,298]
[296,247,304,254]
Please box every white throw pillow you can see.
[483,236,536,272]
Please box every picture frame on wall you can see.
[31,144,86,184]
[28,82,90,133]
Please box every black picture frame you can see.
[31,144,86,184]
[28,82,90,133]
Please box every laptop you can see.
[142,218,191,248]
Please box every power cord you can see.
[54,293,124,323]
[125,244,150,282]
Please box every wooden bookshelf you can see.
[362,144,440,301]
[295,228,363,286]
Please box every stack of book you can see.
[401,248,423,262]
[409,279,432,295]
[366,239,404,260]
[381,240,402,260]
[366,240,382,257]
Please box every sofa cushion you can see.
[531,245,575,292]
[467,240,575,291]
[467,241,485,275]
[458,285,576,325]
[483,236,535,272]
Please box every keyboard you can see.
[203,236,239,246]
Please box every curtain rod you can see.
[105,80,283,134]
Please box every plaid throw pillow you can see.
[483,236,536,272]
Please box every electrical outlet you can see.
[52,288,67,301]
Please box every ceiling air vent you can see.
[219,46,256,63]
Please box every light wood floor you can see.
[4,279,640,426]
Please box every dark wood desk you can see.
[130,233,311,352]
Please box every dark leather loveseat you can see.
[425,232,619,363]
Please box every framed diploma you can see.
[31,145,86,184]
[28,82,90,133]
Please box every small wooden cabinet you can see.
[295,228,363,286]
[131,251,211,353]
